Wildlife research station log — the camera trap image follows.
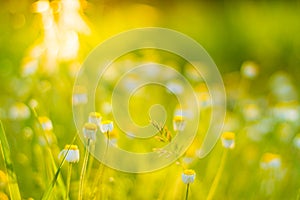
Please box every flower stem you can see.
[41,133,78,200]
[206,149,228,200]
[79,139,90,200]
[90,131,109,199]
[185,183,190,200]
[65,163,73,200]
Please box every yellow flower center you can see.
[38,116,50,123]
[262,153,280,163]
[183,169,195,176]
[84,123,97,131]
[222,132,235,140]
[108,130,118,138]
[173,115,184,122]
[64,144,78,150]
[102,120,113,125]
[89,112,101,118]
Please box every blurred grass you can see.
[0,121,21,200]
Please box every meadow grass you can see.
[0,121,21,200]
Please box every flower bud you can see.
[221,132,235,149]
[58,145,80,163]
[181,169,196,184]
[83,122,97,141]
[173,115,186,131]
[38,116,53,131]
[88,112,102,127]
[100,120,113,133]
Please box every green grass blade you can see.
[0,120,21,200]
[41,133,78,200]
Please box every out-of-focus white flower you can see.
[83,123,97,141]
[88,112,102,127]
[181,169,196,184]
[59,0,91,35]
[173,106,192,119]
[28,99,39,110]
[221,132,235,149]
[122,74,140,92]
[241,61,259,79]
[38,116,53,131]
[272,101,299,123]
[73,86,88,105]
[22,127,34,140]
[242,103,261,121]
[21,57,38,77]
[269,72,297,102]
[100,120,114,133]
[58,145,80,163]
[260,153,281,170]
[166,81,184,95]
[108,129,118,146]
[184,63,202,82]
[182,157,194,165]
[9,102,30,120]
[32,0,50,13]
[198,92,211,108]
[102,102,112,115]
[58,30,79,60]
[293,134,300,149]
[173,115,186,132]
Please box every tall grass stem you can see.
[0,121,21,200]
[65,163,73,200]
[206,149,228,200]
[79,139,91,200]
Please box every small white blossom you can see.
[58,145,80,163]
[221,132,235,149]
[181,169,196,184]
[100,120,113,133]
[260,153,281,170]
[72,86,88,105]
[88,112,102,127]
[83,123,97,141]
[9,102,30,120]
[173,115,186,131]
[241,61,259,79]
[38,116,53,131]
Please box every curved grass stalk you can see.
[0,121,21,200]
[206,149,228,200]
[90,131,109,199]
[79,138,91,200]
[41,134,78,200]
[32,107,75,199]
[65,163,73,200]
[185,183,190,200]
